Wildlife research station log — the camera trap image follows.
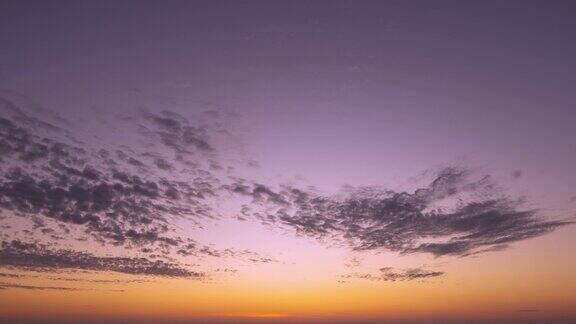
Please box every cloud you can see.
[0,96,224,255]
[344,257,362,268]
[46,277,147,284]
[0,240,203,278]
[0,94,287,283]
[224,181,296,207]
[142,111,214,157]
[0,282,84,291]
[341,267,444,282]
[177,242,277,263]
[0,166,203,247]
[0,93,572,284]
[154,158,173,170]
[0,272,25,278]
[256,168,573,257]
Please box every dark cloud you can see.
[224,181,290,206]
[0,101,77,167]
[46,277,147,284]
[341,267,444,282]
[0,97,225,255]
[0,282,84,291]
[154,158,173,170]
[0,166,205,247]
[0,240,203,278]
[379,267,444,281]
[254,169,572,257]
[143,111,214,158]
[177,242,277,264]
[0,273,148,283]
[212,268,238,274]
[252,184,289,206]
[0,272,25,278]
[248,257,277,263]
[344,257,361,268]
[127,157,145,167]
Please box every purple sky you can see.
[1,1,575,323]
[2,0,576,194]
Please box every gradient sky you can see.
[0,1,575,323]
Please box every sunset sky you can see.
[1,1,575,323]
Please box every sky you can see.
[0,0,575,323]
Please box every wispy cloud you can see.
[0,240,203,278]
[245,168,572,257]
[0,282,84,291]
[341,267,444,282]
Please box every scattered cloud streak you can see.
[0,282,84,291]
[0,272,25,278]
[0,240,203,278]
[0,96,222,254]
[0,94,271,280]
[242,169,572,257]
[341,267,444,282]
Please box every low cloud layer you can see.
[341,267,444,282]
[0,282,84,291]
[0,240,202,278]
